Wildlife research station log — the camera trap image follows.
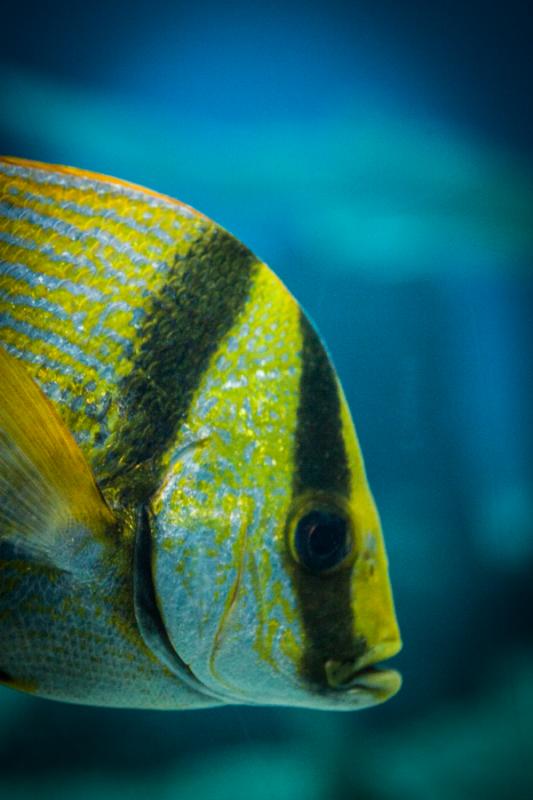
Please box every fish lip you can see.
[324,640,402,697]
[332,664,402,696]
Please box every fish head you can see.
[149,261,401,709]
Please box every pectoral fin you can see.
[0,346,115,572]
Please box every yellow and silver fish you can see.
[0,156,401,710]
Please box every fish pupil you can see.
[295,510,350,572]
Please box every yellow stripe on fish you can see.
[0,157,401,710]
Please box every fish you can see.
[0,156,401,710]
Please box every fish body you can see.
[0,157,401,710]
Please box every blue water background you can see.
[1,2,532,798]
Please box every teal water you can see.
[1,2,532,798]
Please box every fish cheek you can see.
[149,479,248,694]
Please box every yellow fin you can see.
[0,346,115,571]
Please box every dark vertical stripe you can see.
[100,226,258,503]
[293,314,350,496]
[291,312,363,686]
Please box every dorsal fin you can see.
[0,345,115,572]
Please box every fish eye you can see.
[292,508,352,574]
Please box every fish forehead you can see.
[151,264,305,687]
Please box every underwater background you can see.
[0,1,532,798]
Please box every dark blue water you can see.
[1,2,532,798]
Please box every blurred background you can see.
[1,1,532,798]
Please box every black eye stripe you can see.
[294,509,351,573]
[289,311,358,685]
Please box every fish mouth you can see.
[325,641,402,700]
